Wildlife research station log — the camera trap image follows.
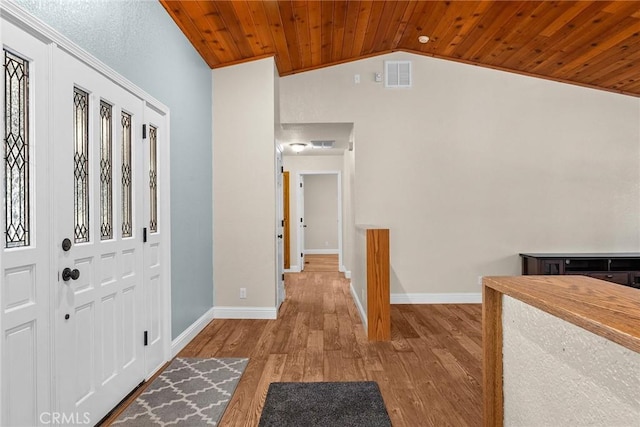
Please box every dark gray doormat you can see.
[258,381,392,427]
[112,357,248,426]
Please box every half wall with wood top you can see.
[483,275,640,426]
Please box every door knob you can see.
[61,238,72,251]
[62,268,80,281]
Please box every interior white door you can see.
[141,105,167,375]
[52,48,146,423]
[0,20,52,427]
[276,149,285,308]
[298,174,305,271]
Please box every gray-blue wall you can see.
[16,0,214,339]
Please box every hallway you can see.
[105,263,482,426]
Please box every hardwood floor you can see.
[103,261,482,426]
[302,253,339,271]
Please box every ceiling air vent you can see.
[385,60,411,88]
[310,140,335,149]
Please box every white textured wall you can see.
[282,155,344,270]
[303,174,339,251]
[280,52,640,296]
[213,58,276,308]
[502,296,640,426]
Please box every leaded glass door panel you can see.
[141,105,167,375]
[52,48,146,424]
[0,20,52,427]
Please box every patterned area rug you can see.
[258,381,392,426]
[112,357,248,426]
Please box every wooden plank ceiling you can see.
[160,1,640,97]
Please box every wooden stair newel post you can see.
[367,228,390,341]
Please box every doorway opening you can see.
[297,171,342,272]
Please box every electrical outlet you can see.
[325,241,329,247]
[240,288,247,299]
[354,74,360,84]
[478,276,483,286]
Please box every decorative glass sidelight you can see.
[73,87,90,243]
[4,50,30,248]
[121,112,132,238]
[149,125,157,233]
[100,101,113,240]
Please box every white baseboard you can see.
[304,249,339,255]
[391,293,482,304]
[171,307,215,357]
[213,306,277,319]
[349,282,367,329]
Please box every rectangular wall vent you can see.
[385,60,412,88]
[310,140,335,149]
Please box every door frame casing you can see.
[296,170,343,271]
[275,147,285,309]
[0,2,172,421]
[283,171,290,270]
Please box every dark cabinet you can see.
[542,259,564,275]
[587,272,629,285]
[520,253,640,289]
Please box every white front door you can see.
[52,48,148,422]
[1,20,52,427]
[2,5,171,425]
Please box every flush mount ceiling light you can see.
[289,142,308,153]
[418,35,430,44]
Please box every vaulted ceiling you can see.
[160,1,640,97]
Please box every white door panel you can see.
[142,105,167,375]
[53,48,146,423]
[1,19,52,427]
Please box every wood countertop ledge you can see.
[483,275,640,354]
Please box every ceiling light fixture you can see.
[418,35,430,44]
[289,142,307,153]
